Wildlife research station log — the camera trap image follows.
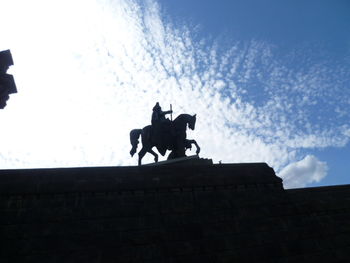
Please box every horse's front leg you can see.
[187,139,200,155]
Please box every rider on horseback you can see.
[151,102,172,125]
[151,102,173,152]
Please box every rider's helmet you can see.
[0,50,14,73]
[152,102,161,112]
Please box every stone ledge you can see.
[0,161,283,194]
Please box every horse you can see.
[129,114,200,165]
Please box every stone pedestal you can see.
[1,161,350,262]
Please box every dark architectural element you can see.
[0,49,17,109]
[130,103,199,165]
[1,158,350,262]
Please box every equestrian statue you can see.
[129,102,200,165]
[0,50,17,109]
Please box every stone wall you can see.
[1,162,350,262]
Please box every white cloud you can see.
[0,0,349,188]
[279,155,328,188]
[342,126,350,137]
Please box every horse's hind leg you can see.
[149,149,158,163]
[138,147,147,166]
[167,150,176,160]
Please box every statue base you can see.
[144,155,213,166]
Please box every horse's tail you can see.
[130,129,142,156]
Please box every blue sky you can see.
[157,0,350,188]
[0,0,349,188]
[158,0,350,187]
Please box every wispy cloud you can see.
[0,0,349,188]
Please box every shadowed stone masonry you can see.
[1,157,350,262]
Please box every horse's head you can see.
[188,114,196,130]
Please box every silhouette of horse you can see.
[130,114,200,165]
